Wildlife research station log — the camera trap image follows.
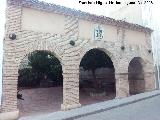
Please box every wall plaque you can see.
[94,25,104,40]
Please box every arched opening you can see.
[17,50,63,116]
[79,49,116,105]
[128,57,145,95]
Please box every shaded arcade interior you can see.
[128,57,145,95]
[79,49,116,105]
[18,50,63,116]
[17,51,147,117]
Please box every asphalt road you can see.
[75,95,160,120]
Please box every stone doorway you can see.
[17,50,63,117]
[79,49,116,105]
[128,57,145,95]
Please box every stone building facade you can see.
[0,0,156,119]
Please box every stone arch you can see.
[17,39,63,67]
[78,45,117,71]
[17,49,64,116]
[1,37,65,114]
[128,57,145,95]
[18,49,63,77]
[79,47,116,105]
[128,56,146,70]
[16,39,65,92]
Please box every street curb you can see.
[65,90,160,120]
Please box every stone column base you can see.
[145,72,156,91]
[61,103,81,111]
[0,110,19,120]
[116,73,130,98]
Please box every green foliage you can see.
[80,49,114,89]
[18,51,63,88]
[80,49,114,71]
[18,68,40,87]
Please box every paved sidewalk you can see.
[19,90,160,120]
[75,94,160,120]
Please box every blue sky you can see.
[0,0,159,104]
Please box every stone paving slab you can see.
[18,87,63,117]
[19,90,160,120]
[18,87,115,117]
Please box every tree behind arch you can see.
[18,50,63,88]
[80,49,114,89]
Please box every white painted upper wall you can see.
[125,30,146,45]
[22,7,146,46]
[79,19,146,45]
[79,19,117,42]
[22,8,65,34]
